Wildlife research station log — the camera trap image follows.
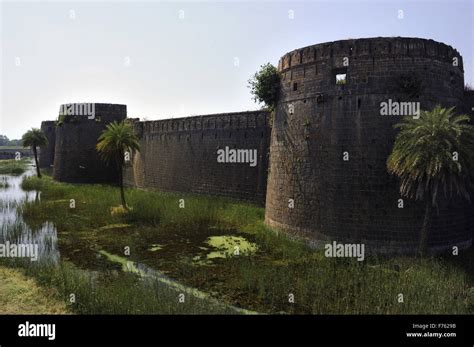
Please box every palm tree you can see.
[22,128,48,178]
[96,120,140,209]
[387,105,474,255]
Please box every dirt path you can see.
[0,266,69,314]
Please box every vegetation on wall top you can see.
[248,63,281,112]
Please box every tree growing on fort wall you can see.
[248,63,281,121]
[22,128,48,178]
[387,106,474,256]
[96,121,140,209]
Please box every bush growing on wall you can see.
[248,63,281,112]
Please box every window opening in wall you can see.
[293,82,298,91]
[336,73,347,85]
[333,67,348,85]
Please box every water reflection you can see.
[0,164,59,263]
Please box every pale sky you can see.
[1,0,473,139]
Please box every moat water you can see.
[0,163,256,313]
[0,165,58,262]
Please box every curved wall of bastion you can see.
[264,37,473,254]
[52,103,127,183]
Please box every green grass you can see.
[0,254,239,314]
[0,159,30,175]
[13,175,474,314]
[0,265,69,314]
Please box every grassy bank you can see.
[0,253,240,314]
[0,159,30,175]
[0,265,68,314]
[14,175,474,314]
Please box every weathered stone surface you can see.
[39,121,56,168]
[123,111,270,205]
[52,103,127,183]
[265,37,473,254]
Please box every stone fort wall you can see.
[38,37,474,254]
[52,103,127,183]
[39,121,56,168]
[123,111,270,205]
[464,90,474,116]
[265,37,473,254]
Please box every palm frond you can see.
[387,105,474,206]
[22,128,48,149]
[96,121,140,165]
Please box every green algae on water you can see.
[192,235,258,265]
[206,235,257,259]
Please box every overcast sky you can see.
[1,0,473,139]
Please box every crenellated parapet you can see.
[278,37,463,72]
[137,111,269,135]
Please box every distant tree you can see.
[11,139,22,146]
[22,128,48,178]
[0,135,22,147]
[96,121,140,209]
[248,63,281,112]
[387,105,474,255]
[0,135,9,146]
